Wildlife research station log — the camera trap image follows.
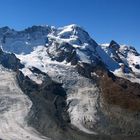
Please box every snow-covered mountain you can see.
[0,24,140,140]
[100,40,140,83]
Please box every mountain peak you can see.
[0,26,15,35]
[58,24,80,30]
[57,24,97,47]
[58,24,86,37]
[109,40,120,49]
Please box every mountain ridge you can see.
[0,24,140,140]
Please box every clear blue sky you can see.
[0,0,140,52]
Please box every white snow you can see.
[58,24,76,37]
[16,46,69,84]
[76,49,91,64]
[100,43,140,83]
[100,43,110,48]
[96,45,120,71]
[127,51,140,65]
[51,24,94,46]
[67,86,99,134]
[48,34,80,46]
[20,68,43,84]
[114,68,140,84]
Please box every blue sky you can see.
[0,0,140,52]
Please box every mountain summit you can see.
[0,24,140,140]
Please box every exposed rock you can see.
[47,42,79,64]
[109,40,120,50]
[0,48,23,70]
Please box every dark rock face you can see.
[0,48,23,70]
[135,64,140,69]
[108,40,123,63]
[109,40,120,50]
[47,42,79,64]
[95,69,140,136]
[129,46,140,56]
[85,63,140,113]
[100,71,140,112]
[16,70,70,139]
[24,25,52,34]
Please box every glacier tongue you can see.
[45,63,100,134]
[0,66,50,140]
